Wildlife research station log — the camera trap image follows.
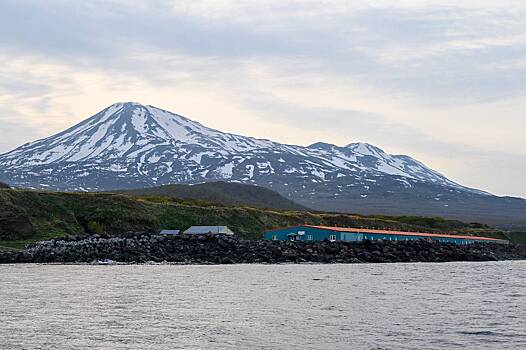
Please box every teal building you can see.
[263,225,508,245]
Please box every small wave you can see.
[457,330,513,337]
[506,293,524,298]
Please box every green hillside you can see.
[117,181,308,211]
[0,188,512,249]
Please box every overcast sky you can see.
[1,0,525,197]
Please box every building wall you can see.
[264,226,488,245]
[361,233,475,245]
[263,226,342,242]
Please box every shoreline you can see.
[1,234,525,265]
[2,259,526,266]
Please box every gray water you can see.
[1,261,525,350]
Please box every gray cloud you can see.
[2,1,526,104]
[0,0,525,197]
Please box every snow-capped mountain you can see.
[1,102,525,228]
[0,102,474,189]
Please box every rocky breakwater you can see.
[1,234,525,264]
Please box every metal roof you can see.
[267,225,504,242]
[160,230,180,235]
[184,226,234,235]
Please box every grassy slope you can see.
[117,181,308,211]
[0,188,514,249]
[504,232,526,244]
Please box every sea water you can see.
[1,261,525,349]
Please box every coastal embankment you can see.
[1,234,525,264]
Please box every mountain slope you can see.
[118,181,308,210]
[0,102,475,191]
[0,103,473,191]
[0,102,525,229]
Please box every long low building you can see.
[263,225,508,245]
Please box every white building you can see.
[159,229,180,235]
[183,226,235,235]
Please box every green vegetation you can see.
[117,181,308,210]
[86,221,106,235]
[368,215,490,231]
[0,188,515,249]
[504,232,526,244]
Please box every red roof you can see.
[267,225,503,242]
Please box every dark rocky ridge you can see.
[1,234,525,264]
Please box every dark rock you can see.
[1,234,525,265]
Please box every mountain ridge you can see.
[0,102,480,190]
[117,181,308,211]
[0,102,524,229]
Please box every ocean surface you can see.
[1,261,525,350]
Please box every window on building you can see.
[329,235,336,242]
[298,231,305,236]
[307,235,313,241]
[272,235,278,241]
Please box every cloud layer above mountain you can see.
[0,0,525,197]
